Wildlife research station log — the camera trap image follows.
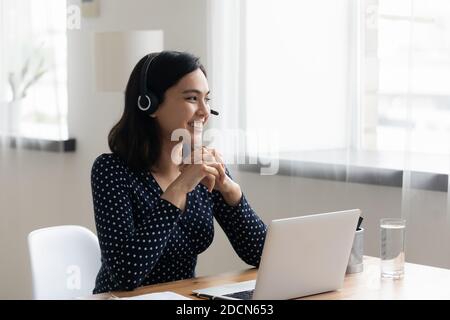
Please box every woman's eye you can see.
[186,96,211,103]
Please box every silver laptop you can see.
[193,209,360,300]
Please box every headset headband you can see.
[137,54,158,112]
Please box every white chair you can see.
[28,225,101,300]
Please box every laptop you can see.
[192,209,361,300]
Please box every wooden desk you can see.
[89,256,450,300]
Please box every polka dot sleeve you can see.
[212,168,267,267]
[91,155,182,291]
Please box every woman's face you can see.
[152,68,211,145]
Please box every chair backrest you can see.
[28,225,101,299]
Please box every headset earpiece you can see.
[137,92,159,113]
[137,54,160,115]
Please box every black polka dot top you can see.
[91,153,267,294]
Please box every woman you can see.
[91,50,267,294]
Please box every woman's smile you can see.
[188,120,203,130]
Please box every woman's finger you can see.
[205,162,225,183]
[201,147,217,165]
[202,153,216,165]
[201,173,216,192]
[202,164,220,179]
[207,147,225,169]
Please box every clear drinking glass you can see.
[380,218,406,279]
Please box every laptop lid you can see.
[253,209,361,299]
[193,209,360,300]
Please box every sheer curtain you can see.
[0,0,68,143]
[209,0,356,175]
[380,0,450,266]
[209,0,450,268]
[206,0,247,166]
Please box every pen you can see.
[195,293,236,300]
[357,216,363,230]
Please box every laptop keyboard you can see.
[223,289,255,300]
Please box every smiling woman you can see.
[108,51,207,171]
[91,51,267,294]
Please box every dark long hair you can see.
[108,51,207,171]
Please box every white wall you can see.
[1,0,449,299]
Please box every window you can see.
[363,0,450,155]
[243,0,450,173]
[0,0,68,140]
[245,0,351,154]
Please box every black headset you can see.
[137,53,219,116]
[137,54,160,115]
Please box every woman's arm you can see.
[217,178,242,207]
[91,155,182,291]
[212,168,268,267]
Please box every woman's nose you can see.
[197,99,210,116]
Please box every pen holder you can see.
[346,227,364,274]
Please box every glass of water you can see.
[380,218,406,279]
